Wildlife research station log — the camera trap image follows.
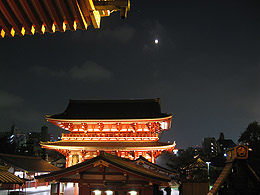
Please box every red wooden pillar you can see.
[34,173,38,188]
[151,151,155,163]
[75,183,78,195]
[66,155,69,168]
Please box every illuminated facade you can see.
[42,99,176,167]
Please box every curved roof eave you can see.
[41,142,176,151]
[46,115,173,122]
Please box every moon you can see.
[154,39,159,44]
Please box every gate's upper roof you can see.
[47,98,172,120]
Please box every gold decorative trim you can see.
[93,160,109,167]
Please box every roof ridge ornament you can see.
[93,160,109,167]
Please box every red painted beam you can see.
[70,0,87,30]
[8,0,32,35]
[20,0,42,34]
[78,0,92,24]
[59,0,74,30]
[44,0,63,32]
[32,0,52,32]
[0,0,22,35]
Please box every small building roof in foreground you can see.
[0,153,61,172]
[36,151,170,184]
[134,156,177,175]
[46,98,172,120]
[0,165,25,185]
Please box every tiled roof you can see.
[36,151,170,182]
[134,156,177,174]
[47,98,171,120]
[0,165,25,185]
[42,141,175,150]
[0,153,61,172]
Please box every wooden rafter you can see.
[78,0,92,24]
[59,0,74,30]
[8,0,32,35]
[20,0,43,34]
[0,10,12,36]
[0,0,22,35]
[32,0,52,32]
[70,0,88,30]
[44,0,63,32]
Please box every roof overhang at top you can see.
[47,115,173,123]
[0,0,130,38]
[46,98,172,120]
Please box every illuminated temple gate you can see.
[42,98,176,167]
[0,0,130,37]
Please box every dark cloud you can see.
[97,25,135,43]
[0,90,23,107]
[69,61,113,81]
[32,61,113,81]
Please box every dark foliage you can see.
[238,121,260,176]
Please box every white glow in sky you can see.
[154,39,159,44]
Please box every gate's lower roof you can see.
[42,141,176,150]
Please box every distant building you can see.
[26,132,41,157]
[217,132,236,155]
[203,137,218,160]
[40,125,49,142]
[10,124,18,135]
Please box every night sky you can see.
[0,0,259,149]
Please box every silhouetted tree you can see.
[167,148,196,171]
[238,121,260,176]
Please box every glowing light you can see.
[31,26,35,35]
[73,21,77,30]
[10,28,15,37]
[105,190,113,195]
[63,22,67,32]
[161,121,168,129]
[93,190,101,195]
[41,24,46,34]
[52,23,56,33]
[21,27,25,36]
[129,191,137,195]
[1,29,5,38]
[92,10,101,28]
[154,39,158,44]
